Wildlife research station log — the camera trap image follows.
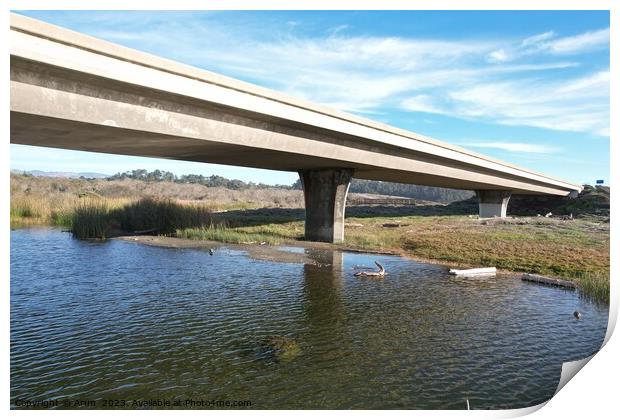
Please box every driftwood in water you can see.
[521,273,576,289]
[355,261,386,277]
[449,267,496,277]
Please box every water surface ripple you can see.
[11,228,608,409]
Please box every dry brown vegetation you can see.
[10,174,304,220]
[10,174,432,224]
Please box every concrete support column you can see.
[298,169,354,243]
[476,190,512,218]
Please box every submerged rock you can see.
[262,335,301,362]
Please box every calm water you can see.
[11,227,608,409]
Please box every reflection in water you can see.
[301,250,351,369]
[11,228,608,409]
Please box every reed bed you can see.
[70,197,213,239]
[115,198,213,235]
[10,195,53,225]
[72,199,112,239]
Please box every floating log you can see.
[355,261,386,277]
[449,267,496,276]
[521,273,576,289]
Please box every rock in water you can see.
[263,336,301,362]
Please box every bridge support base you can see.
[476,190,512,218]
[299,169,354,243]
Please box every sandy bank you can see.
[115,234,401,265]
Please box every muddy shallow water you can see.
[11,227,608,409]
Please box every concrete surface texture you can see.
[299,169,354,243]
[476,190,513,218]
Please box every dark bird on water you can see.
[573,311,582,319]
[208,248,214,255]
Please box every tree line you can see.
[107,169,294,190]
[108,169,473,203]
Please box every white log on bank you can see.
[521,273,576,289]
[449,267,496,276]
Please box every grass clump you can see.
[575,273,610,304]
[117,198,212,235]
[72,200,111,239]
[177,220,303,245]
[50,210,73,227]
[71,197,213,239]
[10,195,48,225]
[178,225,282,245]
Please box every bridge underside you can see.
[10,111,517,242]
[9,109,565,194]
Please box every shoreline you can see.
[115,235,607,301]
[114,234,525,276]
[11,218,609,303]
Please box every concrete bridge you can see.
[10,13,581,243]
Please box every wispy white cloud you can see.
[546,28,610,54]
[487,48,509,63]
[458,141,560,154]
[485,28,609,62]
[401,95,449,115]
[445,71,609,135]
[521,31,556,47]
[49,12,608,137]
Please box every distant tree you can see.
[100,169,473,202]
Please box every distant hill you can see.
[12,170,109,179]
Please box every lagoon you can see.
[10,227,608,409]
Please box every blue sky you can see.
[11,10,610,185]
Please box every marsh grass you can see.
[178,220,303,245]
[69,197,213,239]
[50,210,74,227]
[575,273,610,304]
[178,226,283,245]
[116,198,213,235]
[72,200,112,239]
[10,195,49,225]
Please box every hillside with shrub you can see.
[17,169,476,204]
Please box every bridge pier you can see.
[476,190,512,218]
[299,169,354,243]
